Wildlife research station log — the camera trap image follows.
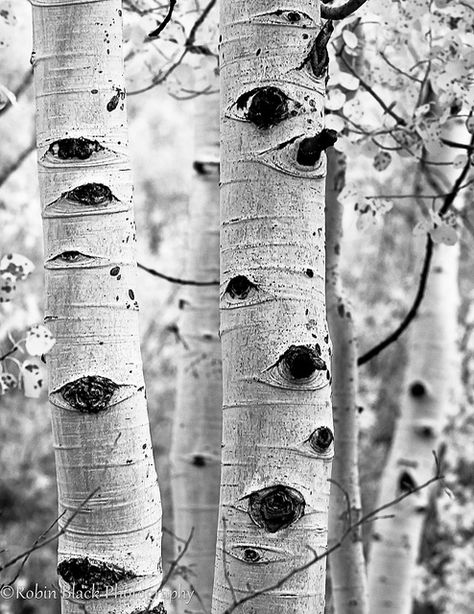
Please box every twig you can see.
[358,141,473,366]
[0,487,100,573]
[321,0,369,20]
[0,140,36,188]
[148,0,177,38]
[223,468,443,614]
[130,0,217,96]
[145,528,195,613]
[138,262,219,286]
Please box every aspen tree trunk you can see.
[31,2,163,612]
[325,148,369,614]
[212,3,335,613]
[367,111,467,613]
[170,91,221,614]
[367,241,459,614]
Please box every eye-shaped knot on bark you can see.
[236,87,291,129]
[282,345,326,379]
[297,129,338,166]
[247,485,305,533]
[409,380,427,398]
[398,471,417,495]
[225,275,257,300]
[309,426,334,454]
[66,183,113,206]
[57,557,134,592]
[49,138,103,160]
[60,376,118,413]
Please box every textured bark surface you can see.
[212,2,333,613]
[170,92,222,614]
[367,242,459,614]
[325,148,368,614]
[31,1,163,612]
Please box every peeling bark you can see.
[325,148,368,614]
[212,2,333,613]
[31,1,163,612]
[170,92,221,614]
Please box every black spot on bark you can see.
[57,557,135,592]
[309,426,334,453]
[66,183,113,206]
[237,87,289,129]
[107,88,125,112]
[110,266,120,276]
[192,455,206,467]
[60,376,118,414]
[283,345,326,379]
[335,243,340,255]
[49,138,103,160]
[248,485,305,533]
[305,268,314,277]
[410,381,426,398]
[296,129,338,166]
[398,471,417,494]
[128,289,135,300]
[226,275,256,300]
[415,425,434,438]
[338,303,345,317]
[243,548,261,563]
[193,161,220,175]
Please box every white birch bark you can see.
[367,114,467,614]
[31,1,163,612]
[212,2,335,613]
[325,148,368,614]
[170,91,221,614]
[367,240,459,614]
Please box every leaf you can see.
[0,253,35,280]
[338,184,362,209]
[342,30,358,49]
[373,151,392,171]
[0,372,17,394]
[453,154,468,169]
[21,358,44,398]
[25,325,55,356]
[338,72,360,91]
[467,111,474,135]
[325,88,346,111]
[325,114,345,133]
[0,272,16,303]
[431,222,458,246]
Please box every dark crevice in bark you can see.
[282,345,326,379]
[57,557,135,592]
[247,485,305,533]
[225,275,256,300]
[309,426,334,453]
[60,376,118,413]
[49,138,103,160]
[296,129,338,166]
[243,548,261,563]
[301,19,334,77]
[237,86,290,129]
[398,471,417,494]
[192,454,206,467]
[66,183,113,206]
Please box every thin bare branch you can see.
[138,261,219,286]
[321,0,369,20]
